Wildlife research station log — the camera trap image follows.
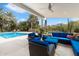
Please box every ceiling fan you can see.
[48,3,54,12]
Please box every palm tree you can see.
[18,21,29,31]
[0,15,4,31]
[4,20,17,31]
[0,9,7,32]
[27,15,39,31]
[67,18,74,33]
[0,9,17,32]
[3,11,17,31]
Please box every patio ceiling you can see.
[13,3,79,18]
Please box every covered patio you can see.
[12,3,79,56]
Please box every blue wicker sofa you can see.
[28,32,79,56]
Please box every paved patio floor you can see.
[54,43,74,56]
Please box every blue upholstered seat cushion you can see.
[71,40,79,53]
[50,37,70,41]
[30,37,49,46]
[59,37,70,41]
[45,36,58,44]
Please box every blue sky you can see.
[47,18,79,25]
[0,3,30,23]
[0,3,79,25]
[47,18,68,25]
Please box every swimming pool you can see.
[0,32,28,38]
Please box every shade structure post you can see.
[41,18,44,28]
[44,18,47,34]
[44,18,47,27]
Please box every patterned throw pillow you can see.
[67,35,74,39]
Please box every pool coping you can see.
[0,32,32,43]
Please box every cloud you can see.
[17,18,27,23]
[71,18,79,21]
[5,3,26,13]
[20,19,26,21]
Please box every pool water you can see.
[0,32,28,38]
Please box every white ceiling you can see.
[14,3,79,18]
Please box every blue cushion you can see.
[71,40,79,56]
[62,33,67,37]
[59,37,70,41]
[51,37,70,41]
[52,32,60,37]
[28,33,35,37]
[52,32,71,38]
[30,37,49,46]
[45,36,58,44]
